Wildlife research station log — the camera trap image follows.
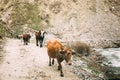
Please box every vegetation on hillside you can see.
[10,2,41,31]
[107,0,120,17]
[0,24,6,37]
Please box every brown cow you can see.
[22,33,31,45]
[47,39,75,77]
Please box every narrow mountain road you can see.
[0,38,79,80]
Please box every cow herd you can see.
[17,29,75,77]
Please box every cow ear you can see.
[59,50,65,54]
[39,30,41,33]
[44,31,47,34]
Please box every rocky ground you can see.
[0,38,80,80]
[0,37,120,80]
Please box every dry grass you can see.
[67,41,91,56]
[0,23,6,37]
[107,0,120,17]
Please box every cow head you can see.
[28,34,31,39]
[22,33,31,45]
[39,30,46,38]
[60,48,75,65]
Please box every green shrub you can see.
[0,25,6,37]
[4,0,9,4]
[31,25,40,31]
[11,2,41,26]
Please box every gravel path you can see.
[0,38,79,80]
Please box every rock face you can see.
[0,0,120,48]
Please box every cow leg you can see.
[60,69,64,77]
[26,42,28,45]
[36,39,39,46]
[40,44,42,47]
[25,39,29,45]
[52,59,54,65]
[40,41,43,47]
[23,40,25,45]
[26,39,28,45]
[49,57,51,66]
[58,62,61,70]
[58,62,64,77]
[23,39,26,45]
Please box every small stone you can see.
[7,61,10,64]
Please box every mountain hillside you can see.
[0,0,120,48]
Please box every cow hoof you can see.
[60,74,64,77]
[40,45,42,47]
[52,60,54,65]
[52,62,54,65]
[49,64,51,66]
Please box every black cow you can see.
[35,30,46,47]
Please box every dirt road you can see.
[0,38,79,80]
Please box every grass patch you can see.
[31,25,40,31]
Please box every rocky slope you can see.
[0,0,120,79]
[0,0,120,48]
